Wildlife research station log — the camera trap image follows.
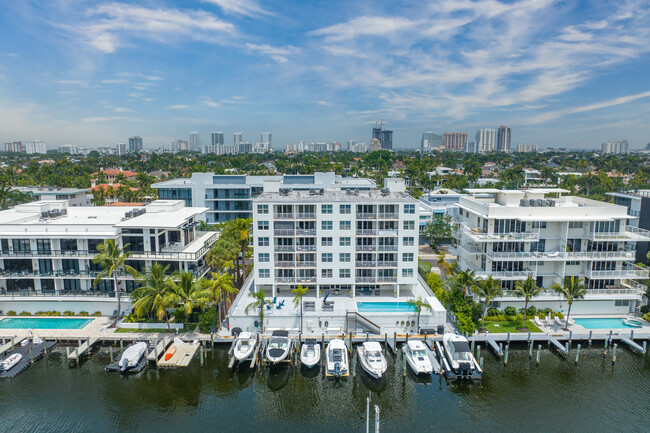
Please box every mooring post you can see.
[630,330,634,340]
[405,332,409,343]
[527,330,531,342]
[642,341,647,355]
[588,330,593,346]
[536,344,541,366]
[612,343,617,365]
[120,338,123,350]
[109,345,114,363]
[29,345,34,364]
[604,337,609,357]
[366,397,370,433]
[402,349,407,377]
[366,332,370,342]
[471,340,475,354]
[384,333,387,348]
[528,341,533,359]
[504,344,509,366]
[575,344,581,366]
[507,331,510,343]
[66,346,70,359]
[352,351,357,378]
[569,330,573,344]
[476,345,481,362]
[393,332,396,350]
[564,342,569,357]
[499,342,503,356]
[321,332,324,348]
[299,333,302,345]
[43,338,47,354]
[200,345,204,367]
[609,330,613,341]
[349,331,352,350]
[480,356,484,371]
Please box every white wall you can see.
[0,297,131,315]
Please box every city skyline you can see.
[1,1,649,149]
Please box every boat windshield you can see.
[331,349,342,362]
[269,339,288,349]
[367,352,381,363]
[412,350,426,357]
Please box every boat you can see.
[106,342,148,373]
[233,332,257,361]
[300,339,321,368]
[266,330,292,364]
[356,342,387,379]
[403,340,433,375]
[442,333,479,378]
[0,353,22,372]
[326,339,349,377]
[163,338,183,361]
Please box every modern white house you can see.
[228,177,446,335]
[12,186,90,206]
[0,200,216,315]
[453,188,650,315]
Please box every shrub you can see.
[198,308,218,333]
[79,311,89,316]
[515,313,524,321]
[172,308,186,324]
[487,307,500,316]
[503,306,517,316]
[7,310,16,316]
[640,305,649,314]
[527,306,537,316]
[20,311,32,316]
[554,312,564,319]
[63,311,75,316]
[35,311,48,316]
[92,311,101,317]
[455,312,475,335]
[540,307,553,315]
[643,312,650,322]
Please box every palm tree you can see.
[552,276,587,330]
[472,276,503,331]
[93,239,139,326]
[453,269,479,295]
[514,275,542,330]
[407,297,433,332]
[232,218,252,283]
[291,285,309,333]
[206,264,238,327]
[169,271,210,331]
[245,289,270,331]
[132,263,175,329]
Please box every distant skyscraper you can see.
[465,141,478,154]
[24,140,46,154]
[475,128,497,153]
[211,132,224,146]
[233,132,242,149]
[516,144,538,153]
[421,132,443,153]
[372,123,393,150]
[442,132,468,151]
[601,140,629,154]
[128,136,143,153]
[173,139,188,152]
[646,142,650,151]
[189,132,201,152]
[261,132,272,149]
[497,126,511,151]
[116,143,127,155]
[4,141,23,153]
[369,138,381,152]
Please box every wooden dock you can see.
[67,337,99,361]
[157,341,200,367]
[0,340,57,379]
[0,336,23,357]
[147,337,171,362]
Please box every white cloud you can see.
[245,43,299,62]
[113,107,132,112]
[201,96,220,108]
[309,16,418,42]
[54,79,86,86]
[203,0,272,17]
[167,104,190,109]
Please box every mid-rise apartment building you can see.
[252,178,419,299]
[153,172,376,224]
[443,132,468,151]
[454,188,650,314]
[421,132,443,153]
[601,140,628,154]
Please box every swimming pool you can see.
[573,318,636,329]
[0,317,94,329]
[356,302,416,313]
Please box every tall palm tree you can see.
[169,271,210,331]
[552,276,587,330]
[93,239,139,326]
[245,289,269,331]
[514,275,542,330]
[472,276,503,331]
[291,285,309,333]
[407,297,433,332]
[453,269,479,295]
[231,218,252,283]
[206,264,238,327]
[132,263,175,329]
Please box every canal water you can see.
[0,344,648,432]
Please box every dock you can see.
[147,337,171,362]
[486,337,504,357]
[157,341,200,367]
[548,337,568,357]
[0,336,23,357]
[620,337,646,354]
[67,337,99,361]
[0,340,57,379]
[422,341,441,375]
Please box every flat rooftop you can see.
[255,189,416,203]
[12,186,90,195]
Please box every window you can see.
[403,236,414,246]
[12,239,30,252]
[532,221,547,229]
[566,261,580,266]
[530,239,545,252]
[322,205,333,214]
[322,269,333,278]
[257,204,268,214]
[402,253,414,262]
[339,269,351,278]
[340,204,351,214]
[404,204,415,214]
[322,253,333,262]
[569,221,583,229]
[340,253,351,262]
[403,221,415,230]
[36,239,51,254]
[615,300,630,307]
[258,237,269,247]
[322,221,333,230]
[340,237,351,247]
[322,237,333,246]
[402,268,414,277]
[257,221,269,230]
[340,221,351,230]
[259,269,270,278]
[258,253,270,262]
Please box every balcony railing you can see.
[455,223,538,242]
[586,266,649,279]
[378,213,398,219]
[378,229,398,236]
[274,245,295,252]
[378,245,398,252]
[296,261,316,267]
[275,276,295,283]
[377,261,397,267]
[274,229,295,236]
[356,245,376,252]
[356,261,376,267]
[274,213,294,219]
[377,276,397,282]
[275,261,295,267]
[296,276,317,283]
[490,250,636,261]
[591,226,650,241]
[296,245,316,252]
[296,229,316,236]
[356,213,376,220]
[356,277,376,283]
[296,213,316,219]
[356,229,377,235]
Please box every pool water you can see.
[0,317,94,329]
[356,302,416,313]
[573,318,636,329]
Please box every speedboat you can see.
[300,339,321,368]
[403,340,433,375]
[326,339,349,377]
[356,342,387,379]
[442,333,478,378]
[266,330,292,364]
[117,342,147,372]
[233,332,257,361]
[0,353,22,371]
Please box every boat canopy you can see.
[452,341,471,353]
[239,332,252,339]
[407,340,426,350]
[363,342,382,352]
[272,330,289,337]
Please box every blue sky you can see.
[1,0,649,150]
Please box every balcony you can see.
[356,229,377,235]
[455,223,538,242]
[586,265,649,280]
[377,245,397,252]
[274,213,294,219]
[296,276,317,283]
[377,261,397,267]
[590,226,650,242]
[296,213,316,219]
[275,276,295,283]
[296,261,316,267]
[356,261,376,268]
[356,213,376,220]
[377,276,397,282]
[274,229,295,236]
[275,261,295,267]
[296,245,316,252]
[356,277,376,283]
[296,229,316,236]
[378,229,399,236]
[378,213,398,219]
[356,245,376,252]
[489,250,636,261]
[274,245,295,252]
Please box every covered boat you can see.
[0,353,23,372]
[300,339,321,368]
[356,342,387,379]
[326,339,349,377]
[233,332,257,362]
[442,333,479,378]
[403,340,433,375]
[266,330,292,364]
[106,342,147,373]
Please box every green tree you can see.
[514,275,542,330]
[452,269,479,295]
[407,297,433,331]
[552,276,587,330]
[291,285,309,333]
[206,264,238,327]
[93,240,139,325]
[169,270,209,331]
[422,214,452,249]
[231,218,252,283]
[132,263,175,329]
[472,276,503,331]
[245,289,270,331]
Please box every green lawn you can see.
[483,319,542,333]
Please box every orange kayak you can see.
[164,346,177,361]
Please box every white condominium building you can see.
[0,200,215,297]
[454,188,650,314]
[252,178,420,300]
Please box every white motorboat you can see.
[233,332,256,361]
[442,333,478,377]
[326,339,349,377]
[118,342,148,372]
[403,340,433,375]
[300,339,321,368]
[0,353,22,371]
[266,330,292,364]
[356,342,387,379]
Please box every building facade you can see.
[517,144,538,153]
[607,190,650,264]
[497,126,511,151]
[190,132,201,152]
[601,140,628,154]
[4,141,23,153]
[421,132,443,153]
[475,128,496,153]
[128,136,143,153]
[454,188,650,314]
[25,140,47,154]
[12,187,90,206]
[443,132,468,151]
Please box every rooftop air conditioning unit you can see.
[536,199,544,207]
[546,199,555,207]
[520,199,529,207]
[529,199,537,207]
[319,188,325,195]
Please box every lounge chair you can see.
[276,300,285,310]
[554,317,565,327]
[534,316,544,328]
[567,318,576,326]
[544,316,553,326]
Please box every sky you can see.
[1,0,649,150]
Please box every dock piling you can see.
[575,344,581,366]
[200,345,204,367]
[119,338,123,350]
[536,344,541,366]
[643,341,647,355]
[565,342,569,356]
[476,345,481,362]
[366,332,370,342]
[528,341,533,359]
[630,330,634,340]
[507,331,510,343]
[393,332,396,351]
[352,351,357,378]
[43,339,47,354]
[405,333,409,343]
[569,331,572,344]
[527,330,531,342]
[29,346,34,364]
[588,330,593,346]
[471,340,475,355]
[504,344,509,367]
[109,345,114,363]
[604,337,609,357]
[612,343,617,365]
[402,349,407,377]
